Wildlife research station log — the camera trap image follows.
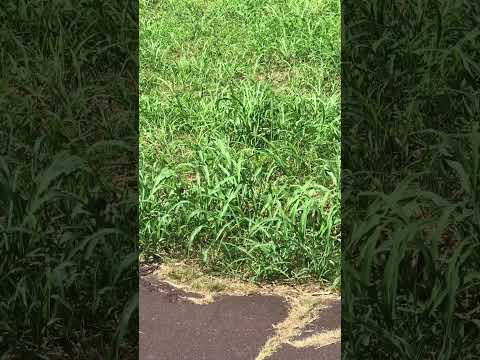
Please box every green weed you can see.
[342,0,480,357]
[139,0,341,284]
[1,1,138,358]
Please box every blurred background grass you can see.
[342,0,480,357]
[1,1,138,358]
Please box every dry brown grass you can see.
[289,328,341,349]
[150,259,336,300]
[255,293,326,360]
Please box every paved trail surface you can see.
[269,343,340,360]
[140,273,340,360]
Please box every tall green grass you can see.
[140,0,341,283]
[342,0,480,357]
[1,1,138,358]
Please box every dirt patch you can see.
[256,70,291,86]
[140,276,203,304]
[154,260,336,300]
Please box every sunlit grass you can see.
[139,0,341,284]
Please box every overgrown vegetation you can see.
[1,1,138,358]
[139,0,341,284]
[342,0,480,357]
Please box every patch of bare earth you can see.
[255,69,292,92]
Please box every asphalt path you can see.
[140,273,340,360]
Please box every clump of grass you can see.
[139,0,341,284]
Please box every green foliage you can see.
[1,1,138,358]
[139,0,341,283]
[342,0,480,357]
